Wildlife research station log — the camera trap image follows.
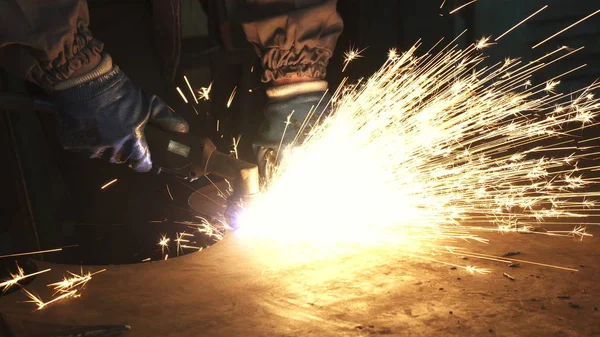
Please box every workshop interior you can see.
[1,0,600,336]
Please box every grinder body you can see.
[145,127,260,227]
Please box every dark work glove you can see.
[51,61,189,172]
[254,81,331,179]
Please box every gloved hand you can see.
[254,80,331,178]
[51,54,189,172]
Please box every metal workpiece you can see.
[0,183,598,337]
[0,183,600,337]
[0,314,131,337]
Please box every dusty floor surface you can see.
[0,185,598,336]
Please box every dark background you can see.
[1,0,599,269]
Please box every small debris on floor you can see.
[449,311,453,315]
[541,305,546,310]
[368,325,375,329]
[503,251,520,257]
[569,303,581,309]
[580,264,585,268]
[503,272,515,281]
[355,326,363,330]
[557,295,570,299]
[461,256,468,260]
[457,277,461,280]
[593,306,598,311]
[439,288,444,291]
[489,329,494,333]
[508,263,520,268]
[450,267,457,270]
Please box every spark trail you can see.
[342,46,366,72]
[237,37,600,267]
[0,263,50,293]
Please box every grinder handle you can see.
[144,125,215,180]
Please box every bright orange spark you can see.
[232,135,242,159]
[100,179,118,190]
[48,268,106,295]
[496,5,548,41]
[158,234,170,255]
[0,248,63,259]
[238,34,599,271]
[174,232,190,256]
[449,0,477,14]
[22,288,79,311]
[197,82,213,101]
[176,87,188,104]
[475,36,495,50]
[166,184,174,201]
[0,263,51,292]
[533,9,600,49]
[227,86,238,108]
[342,46,366,72]
[184,75,199,104]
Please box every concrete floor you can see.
[0,184,598,337]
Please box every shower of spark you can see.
[173,218,227,241]
[198,82,213,101]
[178,217,227,241]
[48,268,106,295]
[22,288,79,311]
[0,263,50,293]
[237,36,600,267]
[19,268,104,310]
[342,46,366,72]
